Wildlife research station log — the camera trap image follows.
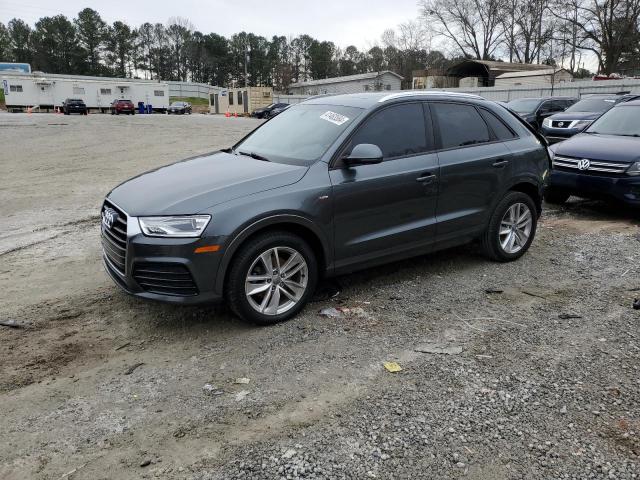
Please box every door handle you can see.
[492,159,509,168]
[416,173,436,183]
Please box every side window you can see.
[431,103,490,149]
[550,100,565,111]
[479,109,516,140]
[538,101,552,113]
[237,91,243,105]
[229,92,234,105]
[347,103,429,160]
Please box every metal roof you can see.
[496,68,570,79]
[289,71,403,88]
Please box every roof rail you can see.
[378,90,483,103]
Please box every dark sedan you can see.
[546,100,640,206]
[62,98,87,115]
[541,93,640,144]
[507,97,576,130]
[252,103,289,119]
[167,101,192,114]
[267,104,290,118]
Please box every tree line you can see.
[0,2,638,90]
[0,9,453,90]
[421,0,640,75]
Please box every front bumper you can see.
[102,211,225,305]
[541,126,583,144]
[548,169,640,205]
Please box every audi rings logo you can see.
[102,207,118,230]
[577,158,591,171]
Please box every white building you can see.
[1,71,169,112]
[494,68,573,87]
[287,71,403,96]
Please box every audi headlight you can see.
[542,118,552,128]
[626,162,640,176]
[138,215,211,237]
[569,120,592,130]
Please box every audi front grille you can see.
[101,200,128,275]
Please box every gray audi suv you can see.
[101,91,549,324]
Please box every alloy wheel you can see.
[244,247,309,315]
[499,203,533,254]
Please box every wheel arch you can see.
[215,215,331,295]
[507,179,543,217]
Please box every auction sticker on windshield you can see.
[320,111,350,126]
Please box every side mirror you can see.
[343,143,384,167]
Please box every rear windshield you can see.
[507,98,541,114]
[235,104,363,166]
[566,97,617,113]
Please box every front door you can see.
[37,84,54,107]
[329,102,439,270]
[429,102,513,241]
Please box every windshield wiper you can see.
[236,150,270,162]
[618,134,640,137]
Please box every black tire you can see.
[481,191,538,262]
[226,231,318,325]
[544,187,570,204]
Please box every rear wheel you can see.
[226,231,318,325]
[544,187,570,205]
[481,191,537,262]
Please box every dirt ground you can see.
[1,112,639,480]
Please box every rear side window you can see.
[480,109,516,140]
[432,103,490,148]
[347,103,429,159]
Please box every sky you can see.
[1,0,423,50]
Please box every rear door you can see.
[430,102,513,241]
[330,102,439,268]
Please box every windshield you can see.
[586,105,640,136]
[234,104,363,165]
[566,97,616,113]
[507,98,541,114]
[170,102,185,107]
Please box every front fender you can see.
[214,213,332,296]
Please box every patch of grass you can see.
[169,96,209,107]
[0,89,5,107]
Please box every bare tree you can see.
[419,0,504,60]
[555,0,640,74]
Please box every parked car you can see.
[167,101,192,115]
[110,99,135,115]
[101,91,548,324]
[252,103,289,119]
[267,104,291,118]
[545,100,640,206]
[541,93,640,144]
[507,97,577,130]
[62,98,87,115]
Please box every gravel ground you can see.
[0,112,639,480]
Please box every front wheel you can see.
[481,192,538,262]
[226,231,318,325]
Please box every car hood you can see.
[107,151,308,216]
[548,111,602,121]
[551,134,640,163]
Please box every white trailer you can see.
[1,72,169,113]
